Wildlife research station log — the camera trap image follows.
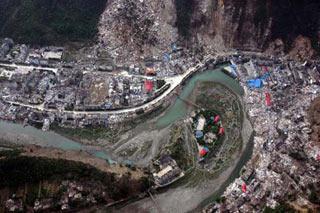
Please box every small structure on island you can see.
[204,132,217,144]
[196,116,206,131]
[192,110,224,160]
[153,155,185,188]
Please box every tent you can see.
[218,127,225,135]
[214,115,220,123]
[242,183,247,193]
[247,79,263,88]
[199,147,209,157]
[195,130,204,139]
[265,92,271,106]
[262,66,268,73]
[144,80,154,92]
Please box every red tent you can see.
[199,148,209,157]
[262,66,268,73]
[242,183,247,193]
[214,115,220,123]
[265,92,271,106]
[218,127,225,135]
[144,80,154,93]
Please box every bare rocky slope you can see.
[1,0,318,60]
[98,0,320,63]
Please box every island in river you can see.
[1,68,253,212]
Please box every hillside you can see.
[0,0,107,45]
[0,150,149,212]
[95,0,320,64]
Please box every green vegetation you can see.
[0,149,21,158]
[0,0,107,45]
[52,125,118,142]
[0,156,150,202]
[169,138,190,170]
[166,125,193,170]
[0,156,107,188]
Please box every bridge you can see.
[173,92,202,109]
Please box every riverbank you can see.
[107,71,253,212]
[0,150,149,212]
[20,145,145,180]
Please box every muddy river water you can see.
[156,69,244,128]
[0,69,253,212]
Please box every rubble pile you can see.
[98,0,178,64]
[204,56,320,212]
[309,97,320,145]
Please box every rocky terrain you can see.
[97,0,320,63]
[1,0,318,61]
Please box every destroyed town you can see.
[0,0,319,212]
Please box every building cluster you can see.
[204,55,320,212]
[0,66,164,128]
[1,34,320,211]
[152,155,185,187]
[0,35,208,131]
[5,180,106,212]
[125,47,195,78]
[0,38,63,65]
[0,38,174,130]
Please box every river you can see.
[0,68,253,212]
[0,120,116,163]
[156,69,244,128]
[108,69,253,212]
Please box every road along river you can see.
[0,68,253,213]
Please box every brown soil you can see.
[289,35,316,61]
